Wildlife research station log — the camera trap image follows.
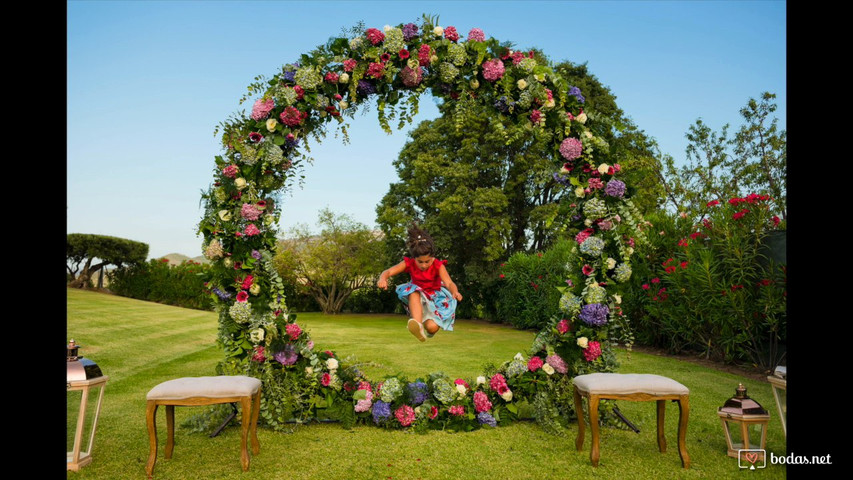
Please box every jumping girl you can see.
[376,224,463,342]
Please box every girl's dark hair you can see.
[405,223,435,257]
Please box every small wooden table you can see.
[573,373,690,468]
[145,376,262,476]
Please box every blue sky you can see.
[67,0,786,260]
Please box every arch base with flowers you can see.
[197,16,644,433]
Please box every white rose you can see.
[613,294,622,304]
[517,79,528,90]
[249,283,261,295]
[575,187,586,198]
[626,247,635,256]
[545,99,555,108]
[305,367,314,376]
[249,328,265,343]
[476,376,486,386]
[433,26,443,36]
[541,364,555,375]
[577,112,588,124]
[456,384,467,397]
[234,177,247,190]
[584,219,593,226]
[598,163,610,174]
[218,210,232,221]
[339,72,350,84]
[514,352,524,361]
[339,101,348,110]
[607,258,617,270]
[326,358,339,371]
[500,389,513,401]
[266,118,278,132]
[577,337,589,349]
[384,25,392,32]
[584,130,593,139]
[223,258,233,268]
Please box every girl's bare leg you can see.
[408,291,423,323]
[423,319,439,334]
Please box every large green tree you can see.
[66,234,149,288]
[376,59,662,316]
[276,209,386,314]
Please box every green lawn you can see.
[67,288,786,479]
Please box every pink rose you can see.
[321,373,331,387]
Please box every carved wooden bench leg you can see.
[251,389,261,455]
[240,396,252,471]
[145,401,158,477]
[677,395,691,469]
[656,400,667,453]
[589,395,601,467]
[573,387,585,452]
[165,405,175,459]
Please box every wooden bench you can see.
[145,375,262,476]
[572,373,690,468]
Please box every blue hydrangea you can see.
[380,377,402,403]
[579,236,606,258]
[372,401,391,424]
[583,198,608,219]
[614,263,632,283]
[477,411,497,427]
[407,381,429,405]
[569,86,585,103]
[506,359,527,378]
[585,284,607,304]
[559,292,583,316]
[579,303,610,326]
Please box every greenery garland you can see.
[196,15,641,433]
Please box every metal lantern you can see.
[67,339,109,471]
[717,383,770,460]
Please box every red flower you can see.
[665,266,676,274]
[236,291,249,302]
[251,346,266,362]
[325,350,334,357]
[454,378,470,390]
[772,215,781,227]
[732,209,750,220]
[680,261,688,269]
[343,58,357,72]
[582,265,594,276]
[757,279,772,287]
[248,132,263,143]
[444,25,459,42]
[527,356,544,372]
[365,27,385,45]
[429,406,439,419]
[499,274,505,279]
[399,49,409,59]
[706,200,720,207]
[641,284,650,290]
[241,275,254,290]
[324,71,339,84]
[557,319,570,334]
[418,44,432,66]
[321,373,331,387]
[380,53,391,63]
[662,258,674,266]
[293,85,304,100]
[366,62,385,78]
[651,278,660,284]
[677,238,689,247]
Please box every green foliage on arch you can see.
[197,16,645,433]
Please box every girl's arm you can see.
[377,261,407,290]
[438,264,463,301]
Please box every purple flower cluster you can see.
[604,179,626,198]
[477,411,497,427]
[212,287,232,300]
[579,303,610,326]
[468,28,485,42]
[282,65,298,83]
[251,249,262,260]
[494,95,515,114]
[552,172,573,187]
[559,137,583,161]
[569,86,585,103]
[357,79,377,96]
[402,23,419,41]
[545,354,568,374]
[372,400,391,424]
[251,98,275,121]
[274,344,298,365]
[407,381,429,405]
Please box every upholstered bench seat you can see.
[573,373,690,468]
[145,375,262,476]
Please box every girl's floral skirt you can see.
[395,283,457,331]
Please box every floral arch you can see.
[198,16,645,432]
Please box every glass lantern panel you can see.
[722,419,741,449]
[67,385,104,455]
[747,422,765,450]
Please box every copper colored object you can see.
[67,339,103,383]
[718,384,768,416]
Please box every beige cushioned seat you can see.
[573,373,689,396]
[147,375,261,400]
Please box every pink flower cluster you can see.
[354,390,373,412]
[418,44,432,66]
[251,98,275,121]
[545,354,568,374]
[444,26,459,42]
[358,381,372,392]
[401,65,423,87]
[482,58,505,82]
[559,137,583,161]
[395,405,416,426]
[321,373,331,386]
[588,178,604,190]
[252,346,265,362]
[241,203,261,221]
[365,28,385,45]
[343,58,357,72]
[575,228,594,244]
[222,165,238,179]
[454,378,470,390]
[286,323,302,340]
[324,72,339,83]
[448,405,465,417]
[489,373,508,394]
[280,106,306,127]
[530,109,544,125]
[473,391,492,413]
[557,319,570,334]
[527,356,543,372]
[468,28,485,42]
[366,62,385,78]
[583,341,602,362]
[241,275,254,290]
[244,224,261,236]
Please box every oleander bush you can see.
[109,259,213,310]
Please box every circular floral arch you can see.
[198,17,645,432]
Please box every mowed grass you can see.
[67,289,787,479]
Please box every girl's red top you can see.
[403,257,447,294]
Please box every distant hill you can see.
[158,253,210,266]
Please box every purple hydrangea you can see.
[407,381,429,405]
[402,23,419,41]
[274,344,298,366]
[559,137,583,161]
[357,79,377,96]
[477,411,497,427]
[212,288,232,300]
[372,400,391,424]
[285,136,299,149]
[545,354,568,374]
[251,249,262,260]
[579,303,610,326]
[569,86,585,103]
[494,95,515,114]
[552,172,573,187]
[604,179,627,198]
